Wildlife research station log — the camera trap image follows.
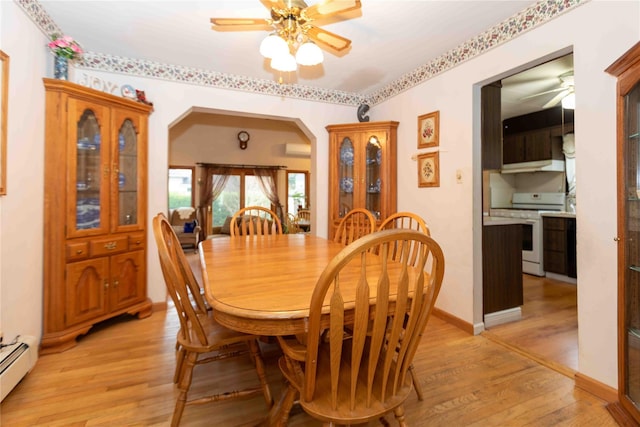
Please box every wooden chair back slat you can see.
[302,229,445,418]
[334,208,376,246]
[377,212,430,267]
[230,206,283,237]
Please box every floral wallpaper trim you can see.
[365,0,585,105]
[20,0,584,107]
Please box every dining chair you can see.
[277,229,445,426]
[296,209,311,222]
[333,207,376,246]
[285,212,302,234]
[377,211,430,401]
[152,213,273,426]
[230,206,283,237]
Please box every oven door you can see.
[521,218,543,273]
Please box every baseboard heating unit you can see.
[0,335,38,401]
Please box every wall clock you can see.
[238,130,250,150]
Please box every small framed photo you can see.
[417,110,439,149]
[417,152,439,188]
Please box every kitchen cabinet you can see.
[502,107,573,165]
[327,121,398,239]
[42,79,153,354]
[606,41,640,425]
[543,216,577,278]
[483,223,523,314]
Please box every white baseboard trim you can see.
[484,307,522,328]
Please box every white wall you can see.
[0,1,49,344]
[374,0,639,388]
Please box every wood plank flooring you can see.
[2,260,605,426]
[483,274,578,377]
[1,309,614,426]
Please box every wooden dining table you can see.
[199,232,424,426]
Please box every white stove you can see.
[490,192,565,276]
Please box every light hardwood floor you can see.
[483,274,578,377]
[2,262,609,426]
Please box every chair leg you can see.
[247,339,273,408]
[174,346,186,384]
[172,350,197,427]
[393,404,408,427]
[409,363,424,401]
[272,383,297,427]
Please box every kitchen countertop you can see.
[540,211,576,219]
[483,216,527,226]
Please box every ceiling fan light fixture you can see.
[562,92,575,109]
[260,34,289,59]
[295,41,323,66]
[271,52,297,72]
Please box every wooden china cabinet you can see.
[42,79,153,354]
[606,41,640,425]
[327,121,398,239]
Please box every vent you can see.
[1,335,38,401]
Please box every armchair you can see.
[169,208,201,253]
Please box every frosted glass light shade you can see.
[561,92,575,110]
[271,52,297,71]
[295,42,323,66]
[260,34,289,59]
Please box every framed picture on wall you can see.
[417,110,439,149]
[0,50,8,196]
[417,152,439,188]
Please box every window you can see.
[168,166,194,209]
[286,170,309,215]
[211,171,271,227]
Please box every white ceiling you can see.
[38,0,573,118]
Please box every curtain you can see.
[197,167,230,240]
[253,168,284,226]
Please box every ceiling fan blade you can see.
[521,86,566,100]
[261,0,287,10]
[210,17,271,27]
[304,0,361,20]
[542,89,571,109]
[306,25,351,51]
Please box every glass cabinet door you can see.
[624,80,640,406]
[74,108,104,234]
[365,135,382,220]
[116,119,138,229]
[338,136,355,217]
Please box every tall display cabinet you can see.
[606,42,640,425]
[42,79,153,354]
[327,121,398,239]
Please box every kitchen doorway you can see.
[480,52,578,376]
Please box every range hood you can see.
[501,159,565,174]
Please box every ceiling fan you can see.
[210,0,361,72]
[522,72,575,109]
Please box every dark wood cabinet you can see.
[481,82,502,170]
[502,107,573,165]
[543,216,576,278]
[483,224,523,314]
[606,41,640,425]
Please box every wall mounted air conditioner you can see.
[1,335,38,401]
[285,143,311,157]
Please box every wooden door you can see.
[109,250,145,312]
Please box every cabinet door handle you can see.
[104,280,109,290]
[76,249,84,254]
[104,241,117,250]
[113,280,119,288]
[614,237,621,242]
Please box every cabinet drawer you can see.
[90,236,129,257]
[129,233,145,250]
[66,242,89,261]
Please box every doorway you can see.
[480,52,578,375]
